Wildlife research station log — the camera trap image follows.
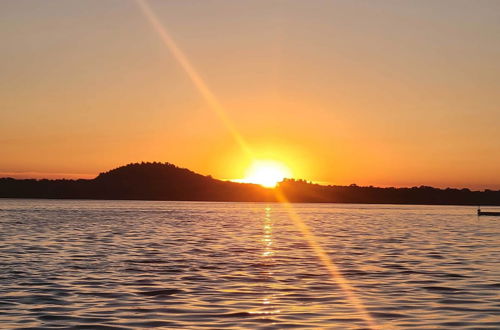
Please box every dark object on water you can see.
[477,207,500,216]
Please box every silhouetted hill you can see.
[0,162,499,205]
[0,162,272,202]
[92,162,271,201]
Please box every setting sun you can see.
[239,160,292,188]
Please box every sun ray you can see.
[273,189,378,329]
[135,2,377,328]
[135,0,253,159]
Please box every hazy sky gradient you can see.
[1,0,499,189]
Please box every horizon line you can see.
[1,166,498,192]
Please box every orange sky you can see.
[1,1,499,189]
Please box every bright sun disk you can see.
[241,160,292,188]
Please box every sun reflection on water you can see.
[262,207,274,258]
[251,206,281,317]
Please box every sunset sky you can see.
[1,0,499,189]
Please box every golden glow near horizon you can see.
[238,160,292,187]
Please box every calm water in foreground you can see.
[0,199,499,329]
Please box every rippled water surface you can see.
[0,199,499,329]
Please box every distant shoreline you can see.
[1,162,499,206]
[2,196,500,208]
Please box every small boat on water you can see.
[477,207,500,216]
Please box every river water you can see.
[0,199,499,329]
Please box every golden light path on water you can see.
[135,1,377,328]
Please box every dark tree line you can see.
[277,179,500,205]
[0,162,498,205]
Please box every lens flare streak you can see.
[273,189,378,329]
[135,0,253,158]
[135,1,377,328]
